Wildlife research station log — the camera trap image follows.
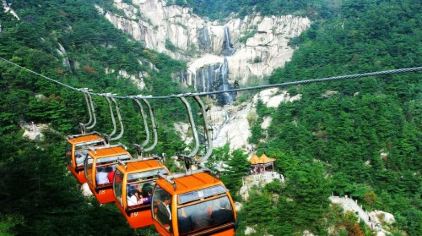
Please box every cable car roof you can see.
[117,159,165,174]
[67,133,104,145]
[157,172,221,195]
[88,145,129,159]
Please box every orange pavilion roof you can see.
[249,154,261,165]
[249,154,275,164]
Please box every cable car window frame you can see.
[74,141,104,168]
[65,143,73,166]
[178,185,227,205]
[96,154,130,164]
[126,179,155,211]
[95,156,130,189]
[127,168,168,181]
[84,156,94,186]
[113,169,124,205]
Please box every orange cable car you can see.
[113,158,169,229]
[84,144,132,204]
[152,170,237,236]
[66,132,105,183]
[66,90,106,183]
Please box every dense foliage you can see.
[0,0,187,235]
[245,0,421,235]
[167,0,341,20]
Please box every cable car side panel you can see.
[115,202,153,229]
[67,164,87,183]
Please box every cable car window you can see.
[177,196,234,235]
[152,186,172,232]
[93,155,130,186]
[74,141,104,167]
[128,168,168,181]
[96,165,117,185]
[74,147,89,167]
[178,185,227,204]
[127,180,154,207]
[113,169,124,204]
[96,155,130,164]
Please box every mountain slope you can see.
[243,0,422,235]
[0,0,185,235]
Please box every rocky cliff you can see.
[175,88,302,150]
[96,0,310,104]
[2,0,20,20]
[96,0,310,149]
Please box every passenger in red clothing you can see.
[107,166,115,183]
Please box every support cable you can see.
[179,97,200,159]
[1,57,421,100]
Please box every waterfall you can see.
[219,57,233,104]
[222,26,235,56]
[186,26,237,105]
[190,58,236,105]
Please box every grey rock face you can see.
[193,58,236,105]
[197,26,211,51]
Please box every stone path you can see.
[329,196,391,236]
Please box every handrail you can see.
[104,95,124,142]
[133,98,150,151]
[85,92,97,130]
[105,96,117,139]
[109,96,124,141]
[193,96,213,163]
[179,97,200,162]
[142,98,158,153]
[79,89,97,133]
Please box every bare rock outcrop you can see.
[96,0,310,103]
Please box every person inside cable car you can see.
[177,208,191,235]
[127,190,138,207]
[140,183,153,204]
[159,196,172,220]
[210,197,234,226]
[157,195,172,230]
[66,133,105,184]
[84,145,132,204]
[113,158,169,229]
[107,166,115,183]
[96,166,109,185]
[75,150,86,166]
[190,201,212,229]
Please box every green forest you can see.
[1,0,421,235]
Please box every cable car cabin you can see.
[113,159,169,229]
[84,145,131,204]
[66,132,105,184]
[152,170,237,236]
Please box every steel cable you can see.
[1,57,421,100]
